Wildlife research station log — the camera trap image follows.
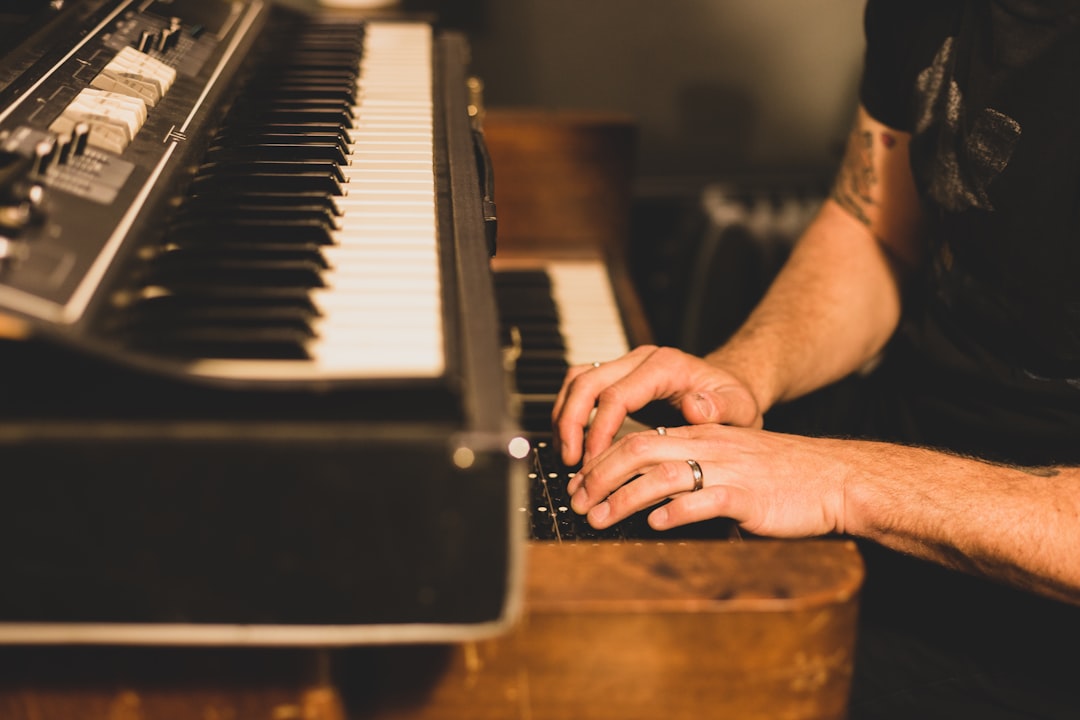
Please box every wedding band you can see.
[591,361,602,368]
[686,459,704,492]
[656,426,667,436]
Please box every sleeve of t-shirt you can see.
[859,0,935,132]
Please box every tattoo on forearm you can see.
[831,129,889,228]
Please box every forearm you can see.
[702,106,923,414]
[840,440,1080,605]
[705,199,904,413]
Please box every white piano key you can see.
[340,167,433,181]
[544,260,632,366]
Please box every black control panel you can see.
[0,0,265,328]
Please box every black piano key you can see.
[518,400,558,433]
[243,72,359,90]
[239,84,357,104]
[113,286,319,314]
[494,269,553,288]
[212,123,353,145]
[172,202,340,229]
[229,101,357,124]
[225,108,355,126]
[189,172,346,197]
[139,257,327,290]
[267,59,363,73]
[187,191,342,215]
[116,285,318,307]
[197,160,348,184]
[509,325,566,352]
[117,291,321,361]
[496,286,559,304]
[142,241,331,269]
[513,359,570,395]
[164,218,337,246]
[253,51,362,66]
[121,304,318,335]
[494,269,577,396]
[495,274,561,313]
[495,284,561,318]
[501,310,557,338]
[130,327,315,360]
[291,32,364,44]
[205,141,351,165]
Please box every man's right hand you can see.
[551,345,763,466]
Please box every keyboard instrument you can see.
[495,260,630,431]
[493,258,737,542]
[495,259,642,540]
[0,0,523,645]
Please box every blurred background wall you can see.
[448,0,866,193]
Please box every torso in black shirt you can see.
[860,0,1080,464]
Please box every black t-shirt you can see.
[844,7,1080,713]
[859,0,1080,465]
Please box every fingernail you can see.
[570,488,588,514]
[694,392,716,421]
[589,502,609,524]
[650,506,668,527]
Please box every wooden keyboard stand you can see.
[359,539,864,720]
[0,540,862,720]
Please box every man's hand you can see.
[567,422,1080,607]
[552,345,763,466]
[567,423,849,537]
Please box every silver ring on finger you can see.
[656,426,667,436]
[686,459,704,492]
[591,361,602,368]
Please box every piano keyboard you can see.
[107,19,446,383]
[545,260,631,366]
[496,259,737,541]
[495,259,630,430]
